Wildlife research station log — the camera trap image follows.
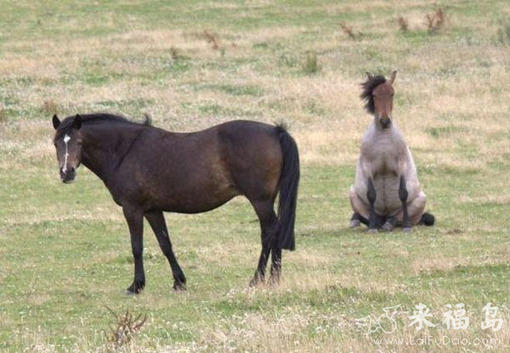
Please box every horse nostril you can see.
[380,118,391,128]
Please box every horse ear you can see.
[73,115,82,130]
[52,114,60,130]
[389,70,397,84]
[366,72,373,80]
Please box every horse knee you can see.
[160,245,173,258]
[132,249,143,261]
[414,191,427,209]
[408,192,427,224]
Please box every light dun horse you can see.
[349,71,434,232]
[52,114,299,293]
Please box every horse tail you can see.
[419,212,435,226]
[275,123,300,251]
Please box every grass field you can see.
[1,0,510,352]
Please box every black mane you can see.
[360,75,387,114]
[56,113,151,138]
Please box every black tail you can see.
[420,212,435,226]
[275,124,300,251]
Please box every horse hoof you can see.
[350,219,361,228]
[403,227,412,233]
[382,222,394,232]
[249,272,266,287]
[175,272,187,285]
[173,282,187,291]
[368,228,378,234]
[126,280,145,294]
[269,276,280,287]
[126,287,143,295]
[249,277,264,288]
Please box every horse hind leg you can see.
[409,191,427,225]
[269,244,282,285]
[349,186,370,228]
[249,199,279,287]
[396,191,427,230]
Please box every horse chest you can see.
[364,140,402,214]
[367,144,400,176]
[372,155,398,175]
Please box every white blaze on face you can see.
[62,134,71,173]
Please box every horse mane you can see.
[360,75,387,114]
[56,113,151,137]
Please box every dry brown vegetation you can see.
[103,307,147,351]
[397,16,409,32]
[340,22,360,40]
[426,8,446,33]
[202,30,221,50]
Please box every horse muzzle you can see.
[60,167,76,183]
[379,117,392,129]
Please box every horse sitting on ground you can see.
[349,71,434,232]
[52,113,299,293]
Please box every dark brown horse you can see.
[52,113,299,293]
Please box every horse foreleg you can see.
[145,211,186,291]
[367,178,378,233]
[396,191,427,227]
[399,176,412,232]
[382,216,398,232]
[250,200,279,287]
[123,207,145,294]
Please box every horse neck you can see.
[362,121,406,157]
[80,123,141,182]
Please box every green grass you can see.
[1,0,510,352]
[1,164,509,352]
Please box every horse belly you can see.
[374,175,401,216]
[156,166,239,214]
[161,189,238,214]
